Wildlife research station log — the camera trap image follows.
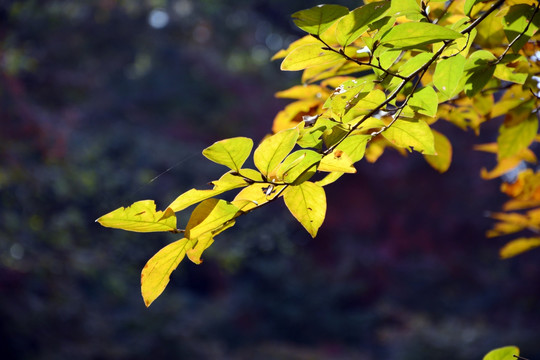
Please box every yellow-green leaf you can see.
[315,171,344,187]
[97,200,177,233]
[504,4,540,53]
[318,149,357,173]
[232,183,285,211]
[433,54,466,98]
[185,199,239,240]
[336,134,370,162]
[483,346,520,360]
[498,112,538,159]
[167,172,248,212]
[408,86,438,117]
[382,119,436,155]
[141,238,195,307]
[424,130,453,173]
[254,128,299,176]
[283,181,326,237]
[281,43,343,71]
[464,0,483,16]
[202,137,253,172]
[274,150,322,184]
[389,0,422,20]
[380,22,462,49]
[336,2,390,47]
[292,4,349,36]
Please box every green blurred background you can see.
[1,1,539,359]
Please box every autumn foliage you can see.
[97,0,540,310]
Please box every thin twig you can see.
[313,35,408,80]
[493,1,540,65]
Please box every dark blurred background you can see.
[1,1,539,359]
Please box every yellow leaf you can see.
[202,137,253,172]
[283,181,326,237]
[424,130,453,173]
[141,238,195,307]
[281,43,343,71]
[97,200,177,233]
[382,119,436,155]
[167,172,248,212]
[185,199,240,240]
[500,237,540,259]
[186,233,214,265]
[232,183,285,212]
[318,149,357,173]
[275,85,327,100]
[254,128,299,176]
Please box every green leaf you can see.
[283,181,326,237]
[318,149,357,173]
[500,238,540,259]
[254,128,299,176]
[483,346,520,360]
[292,4,349,36]
[324,79,371,117]
[336,2,390,47]
[380,22,462,49]
[281,43,343,71]
[389,0,422,20]
[396,53,433,78]
[503,4,540,53]
[408,86,438,117]
[463,50,497,97]
[167,172,248,212]
[185,199,240,240]
[141,238,196,307]
[382,119,436,155]
[97,200,177,233]
[497,112,538,159]
[202,137,253,172]
[424,130,453,173]
[433,54,466,98]
[464,0,483,16]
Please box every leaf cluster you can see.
[98,0,540,306]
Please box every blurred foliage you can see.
[1,0,539,359]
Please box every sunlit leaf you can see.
[500,238,540,259]
[380,22,462,49]
[463,50,497,97]
[483,346,520,360]
[167,173,248,212]
[275,85,326,99]
[336,134,370,162]
[498,112,538,159]
[315,171,344,187]
[382,119,436,155]
[424,130,452,173]
[283,181,326,237]
[185,198,240,240]
[433,54,466,98]
[97,200,177,233]
[336,2,390,47]
[292,4,349,36]
[232,183,285,212]
[281,43,344,71]
[318,149,357,173]
[388,0,422,19]
[464,0,483,16]
[503,4,540,53]
[409,86,438,117]
[254,128,299,176]
[273,149,322,184]
[141,238,195,307]
[202,137,253,172]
